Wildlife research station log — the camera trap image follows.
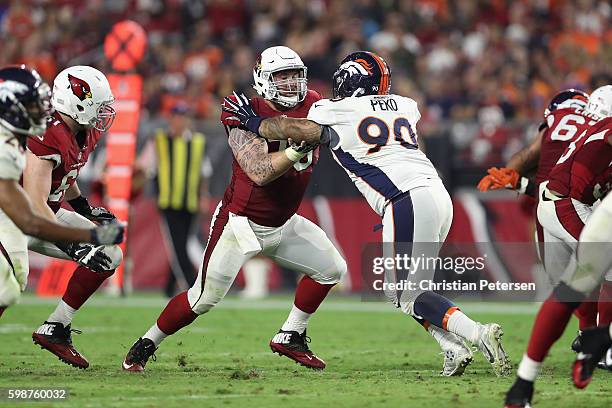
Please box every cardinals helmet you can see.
[586,85,612,119]
[253,46,307,108]
[51,66,115,131]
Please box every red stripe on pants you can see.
[553,199,585,240]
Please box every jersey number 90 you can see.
[358,116,418,154]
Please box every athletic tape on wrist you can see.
[284,147,306,162]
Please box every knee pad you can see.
[311,252,347,285]
[187,270,234,315]
[191,301,214,315]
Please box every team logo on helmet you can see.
[0,80,28,103]
[339,61,372,77]
[68,73,92,101]
[354,59,374,74]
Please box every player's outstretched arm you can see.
[222,92,322,144]
[0,179,123,245]
[229,127,302,186]
[259,117,322,144]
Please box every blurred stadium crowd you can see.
[1,0,610,172]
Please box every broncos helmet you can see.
[544,88,589,118]
[332,51,391,98]
[0,65,51,136]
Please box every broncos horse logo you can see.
[338,60,372,78]
[0,80,28,103]
[68,74,92,101]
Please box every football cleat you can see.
[269,330,326,370]
[32,321,89,369]
[441,345,473,377]
[572,326,612,389]
[571,330,583,353]
[122,338,157,372]
[437,331,473,377]
[596,347,612,371]
[477,323,512,376]
[504,377,533,408]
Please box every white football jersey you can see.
[0,129,27,261]
[307,94,440,215]
[0,130,25,181]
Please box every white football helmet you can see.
[253,46,307,108]
[586,84,612,119]
[51,65,116,131]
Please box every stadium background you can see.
[1,0,610,293]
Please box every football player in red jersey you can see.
[504,86,612,408]
[23,66,122,369]
[0,66,124,319]
[122,46,347,372]
[478,89,602,331]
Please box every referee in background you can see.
[138,102,212,297]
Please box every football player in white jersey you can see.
[224,51,511,377]
[0,66,124,318]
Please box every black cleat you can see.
[122,338,157,372]
[571,331,583,353]
[573,326,612,388]
[504,377,533,408]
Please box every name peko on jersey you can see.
[308,94,440,215]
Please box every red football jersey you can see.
[535,106,600,187]
[547,117,612,205]
[220,90,321,227]
[27,112,101,212]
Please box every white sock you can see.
[609,324,612,339]
[517,354,541,382]
[47,301,77,327]
[143,323,168,347]
[281,305,311,334]
[428,325,458,350]
[445,310,481,344]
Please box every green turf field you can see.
[0,295,610,408]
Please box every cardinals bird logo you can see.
[68,74,92,101]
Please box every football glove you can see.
[477,167,520,192]
[91,221,125,246]
[488,167,520,189]
[57,243,113,273]
[222,92,263,135]
[69,195,116,224]
[477,174,496,192]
